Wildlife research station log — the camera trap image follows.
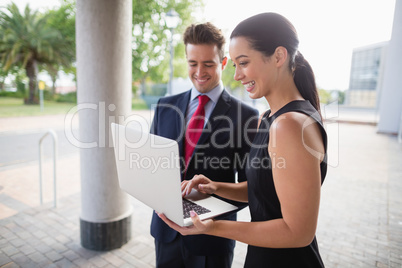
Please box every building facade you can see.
[345,42,388,108]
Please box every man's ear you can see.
[221,57,228,70]
[274,47,288,67]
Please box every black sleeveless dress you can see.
[244,100,327,268]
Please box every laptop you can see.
[110,123,239,227]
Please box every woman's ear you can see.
[274,47,288,67]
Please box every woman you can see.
[159,12,327,267]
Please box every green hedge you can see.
[54,92,77,103]
[0,91,25,98]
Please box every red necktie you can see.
[185,95,210,167]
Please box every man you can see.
[150,22,258,268]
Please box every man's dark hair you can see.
[183,22,226,61]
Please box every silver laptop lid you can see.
[111,123,185,225]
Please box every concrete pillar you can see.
[76,0,132,250]
[378,0,402,134]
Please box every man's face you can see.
[186,43,225,94]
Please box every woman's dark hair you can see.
[230,13,321,113]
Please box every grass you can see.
[0,97,149,118]
[0,97,76,117]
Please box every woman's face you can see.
[229,36,277,99]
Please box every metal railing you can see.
[38,129,58,208]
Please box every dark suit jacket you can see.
[150,89,258,256]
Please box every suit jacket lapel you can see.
[177,91,191,156]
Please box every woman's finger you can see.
[181,180,189,196]
[186,179,196,196]
[185,176,201,196]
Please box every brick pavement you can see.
[0,150,249,268]
[316,123,402,267]
[1,112,402,267]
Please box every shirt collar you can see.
[190,81,224,104]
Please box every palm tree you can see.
[43,1,76,96]
[0,3,67,104]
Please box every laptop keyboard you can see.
[182,199,211,219]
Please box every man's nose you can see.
[196,65,205,76]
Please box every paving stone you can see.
[27,251,47,264]
[42,236,58,247]
[2,245,19,257]
[0,194,30,213]
[16,231,32,240]
[9,252,32,267]
[45,250,63,262]
[18,244,36,255]
[37,259,53,267]
[1,229,17,240]
[54,234,70,244]
[9,238,24,248]
[0,253,12,265]
[390,260,402,268]
[140,250,155,267]
[72,258,88,267]
[100,252,124,267]
[73,246,97,260]
[88,255,108,267]
[119,263,134,268]
[45,263,59,268]
[32,230,47,239]
[63,249,80,262]
[121,253,138,266]
[0,238,8,247]
[54,258,76,268]
[1,262,20,268]
[131,244,153,259]
[36,243,53,254]
[53,243,69,254]
[25,237,42,248]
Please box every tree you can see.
[222,62,242,91]
[43,0,76,96]
[0,67,7,91]
[132,0,203,87]
[0,3,68,104]
[318,88,332,104]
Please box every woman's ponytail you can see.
[293,51,321,115]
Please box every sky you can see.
[198,0,396,90]
[2,0,397,91]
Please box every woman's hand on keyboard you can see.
[181,174,217,197]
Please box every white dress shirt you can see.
[185,81,224,128]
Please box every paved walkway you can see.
[0,109,401,267]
